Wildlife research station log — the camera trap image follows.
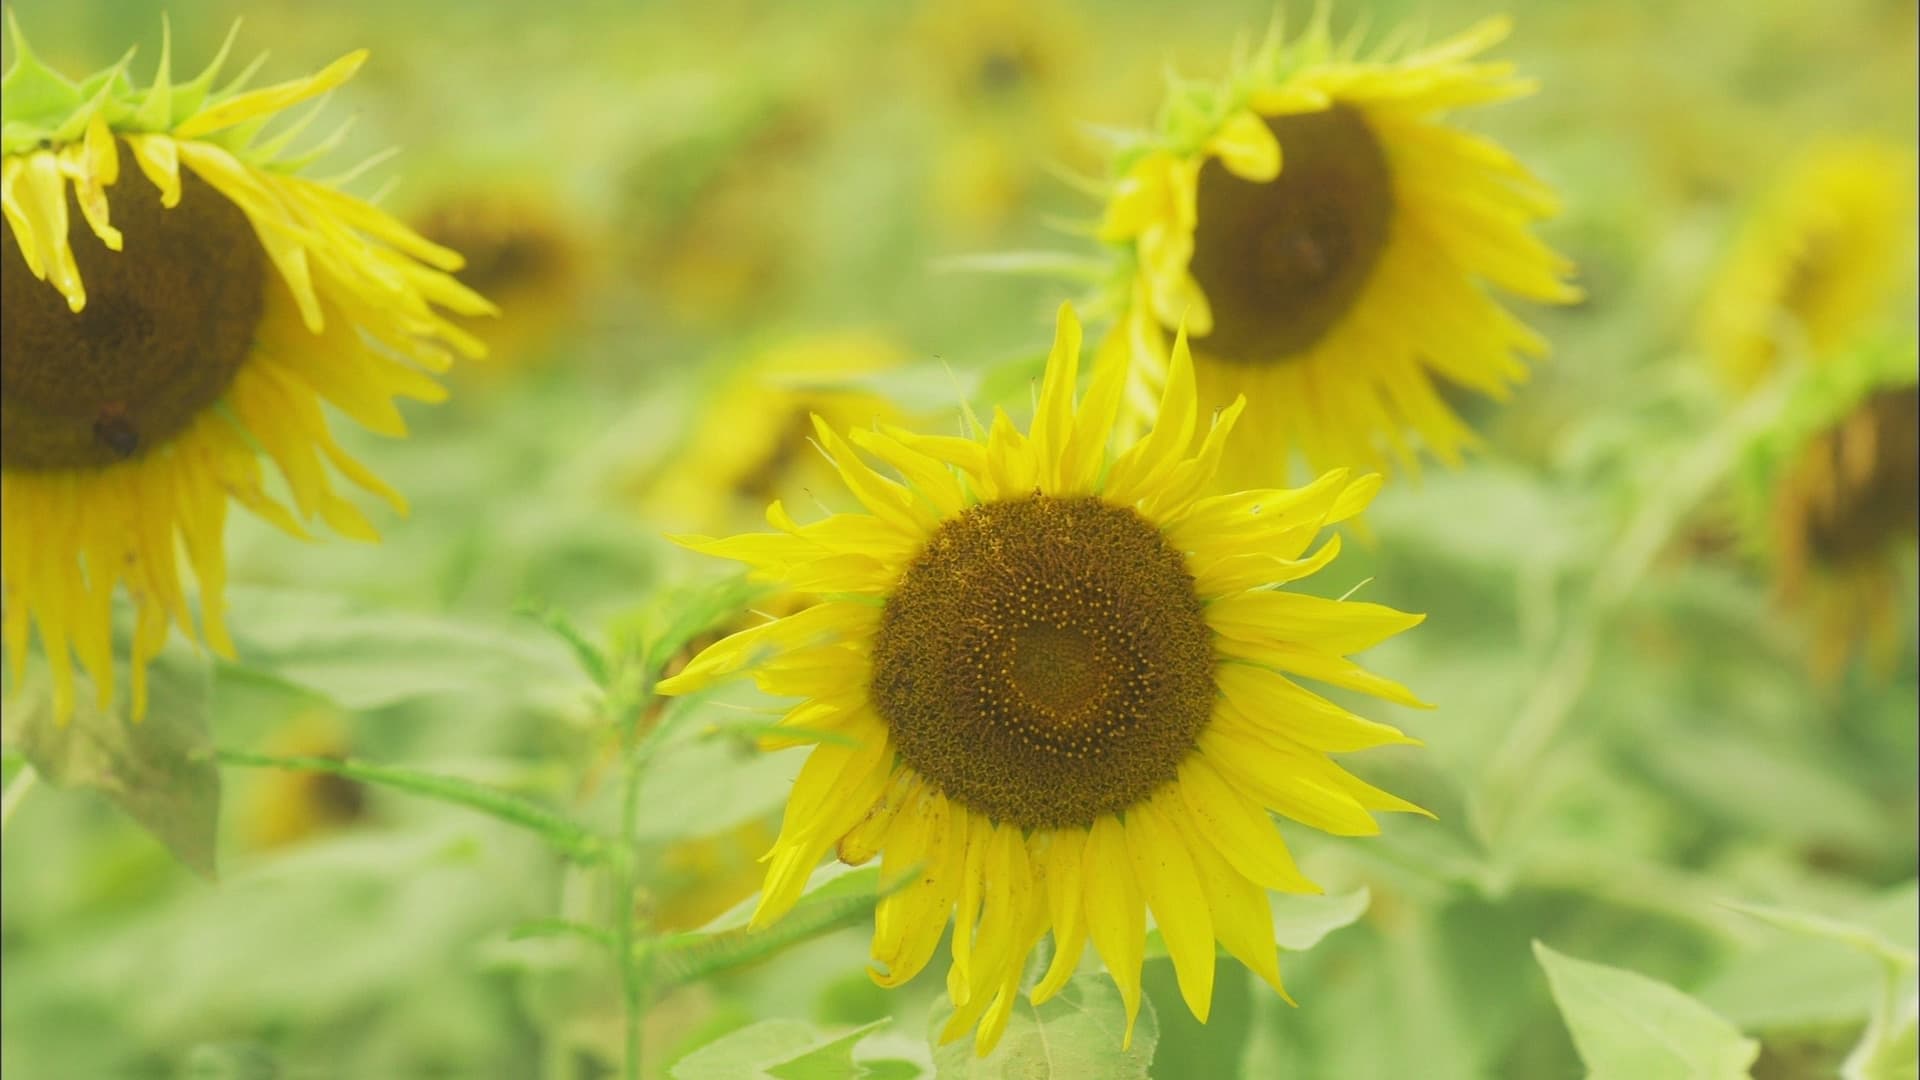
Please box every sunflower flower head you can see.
[1,19,495,720]
[1096,11,1579,484]
[659,303,1430,1054]
[1744,334,1919,679]
[1700,140,1918,394]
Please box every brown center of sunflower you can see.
[1802,385,1920,566]
[1,153,265,469]
[1186,105,1395,363]
[870,494,1216,829]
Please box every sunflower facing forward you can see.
[1097,15,1578,484]
[659,305,1428,1053]
[1,23,492,718]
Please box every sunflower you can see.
[1755,339,1919,678]
[242,711,368,852]
[657,305,1428,1053]
[1699,141,1918,393]
[1096,14,1579,485]
[636,332,907,533]
[909,0,1088,237]
[1,22,493,719]
[409,187,586,375]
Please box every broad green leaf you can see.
[1721,898,1920,970]
[1535,941,1759,1080]
[221,587,577,711]
[671,1018,904,1080]
[1700,885,1919,1030]
[1146,958,1251,1079]
[1845,986,1919,1080]
[929,971,1159,1079]
[649,866,889,988]
[217,749,605,863]
[1271,887,1372,950]
[1,650,220,878]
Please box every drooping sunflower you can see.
[1750,337,1919,679]
[636,332,908,533]
[1699,141,1917,393]
[1097,14,1579,484]
[658,305,1428,1053]
[1,23,492,719]
[409,187,586,375]
[242,711,368,852]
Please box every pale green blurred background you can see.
[3,1,1915,1077]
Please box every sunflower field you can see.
[2,1,1916,1077]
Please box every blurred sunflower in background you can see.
[615,84,827,325]
[1096,14,1579,484]
[635,332,908,533]
[1699,141,1917,392]
[242,712,368,852]
[909,0,1088,239]
[409,187,588,378]
[659,305,1428,1053]
[1747,338,1919,679]
[0,21,492,719]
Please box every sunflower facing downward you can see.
[658,305,1428,1053]
[1,23,493,719]
[1750,339,1919,679]
[1097,14,1578,484]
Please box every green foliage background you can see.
[2,0,1916,1077]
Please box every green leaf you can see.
[671,1019,905,1080]
[221,588,578,711]
[1,649,220,878]
[1271,887,1372,950]
[616,573,767,686]
[649,865,889,988]
[1146,959,1251,1079]
[1721,898,1920,971]
[768,1020,899,1080]
[1534,940,1760,1080]
[1700,885,1919,1031]
[216,749,605,863]
[929,972,1159,1078]
[506,918,616,951]
[1845,986,1919,1080]
[518,602,610,687]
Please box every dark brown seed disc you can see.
[869,495,1216,829]
[1,149,265,469]
[1186,105,1395,364]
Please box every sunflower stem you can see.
[610,664,660,1080]
[1473,364,1798,849]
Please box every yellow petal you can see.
[1031,302,1084,493]
[1208,591,1425,656]
[1176,755,1321,894]
[1082,816,1146,1048]
[1127,793,1216,1023]
[173,49,368,139]
[1033,828,1090,1003]
[1208,110,1282,182]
